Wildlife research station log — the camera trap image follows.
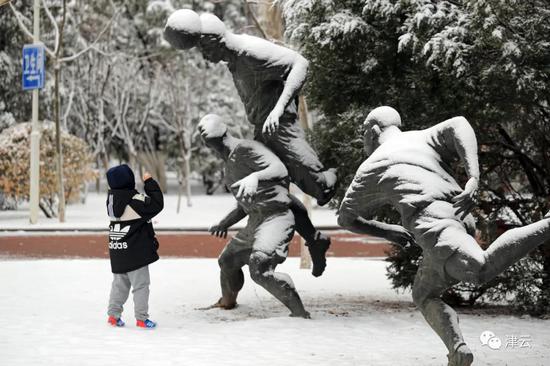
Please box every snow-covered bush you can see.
[0,122,96,214]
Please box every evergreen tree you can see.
[282,0,550,314]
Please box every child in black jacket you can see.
[105,164,163,329]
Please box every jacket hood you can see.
[106,164,135,190]
[107,189,138,218]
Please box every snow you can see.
[311,10,368,47]
[226,32,300,69]
[1,258,548,365]
[199,114,228,138]
[323,168,337,189]
[165,9,201,34]
[365,106,402,128]
[253,210,294,254]
[199,13,227,36]
[0,190,337,231]
[353,114,480,210]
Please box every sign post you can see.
[25,0,43,224]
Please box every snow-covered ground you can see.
[0,191,337,231]
[1,258,548,366]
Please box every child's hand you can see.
[143,172,152,181]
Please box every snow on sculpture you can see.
[198,114,311,318]
[164,10,333,276]
[338,106,550,366]
[163,9,337,203]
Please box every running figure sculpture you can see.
[198,114,311,318]
[164,9,335,275]
[338,106,550,366]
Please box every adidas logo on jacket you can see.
[106,165,164,273]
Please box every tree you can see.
[281,0,550,314]
[9,0,119,221]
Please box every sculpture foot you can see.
[447,343,473,366]
[289,310,311,319]
[307,232,331,277]
[197,298,237,311]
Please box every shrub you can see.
[0,122,96,215]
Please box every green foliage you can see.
[284,0,550,314]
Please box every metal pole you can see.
[29,0,40,224]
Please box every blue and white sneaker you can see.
[136,319,157,329]
[108,316,125,327]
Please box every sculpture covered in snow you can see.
[337,106,550,366]
[163,9,333,276]
[198,114,311,318]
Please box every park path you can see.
[0,230,391,258]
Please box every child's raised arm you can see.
[129,173,164,220]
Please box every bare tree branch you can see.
[41,0,60,54]
[9,2,55,57]
[59,8,120,63]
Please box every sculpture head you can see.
[164,9,202,50]
[164,10,229,63]
[363,106,402,155]
[198,114,230,160]
[198,13,228,63]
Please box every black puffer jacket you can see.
[106,178,164,273]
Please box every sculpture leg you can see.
[257,120,337,206]
[412,259,473,366]
[217,239,250,309]
[412,216,550,365]
[445,217,550,284]
[248,210,310,318]
[289,194,316,242]
[290,194,331,277]
[249,251,310,318]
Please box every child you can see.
[105,164,163,329]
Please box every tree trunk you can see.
[298,96,312,269]
[177,129,192,207]
[258,1,284,40]
[81,181,88,204]
[539,243,550,314]
[176,168,182,214]
[54,65,66,222]
[96,155,101,193]
[128,150,139,178]
[183,153,192,207]
[101,151,109,191]
[137,151,168,192]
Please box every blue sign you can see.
[22,44,45,90]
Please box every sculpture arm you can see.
[437,116,480,181]
[231,146,288,199]
[210,205,247,238]
[435,117,480,218]
[254,157,288,181]
[338,211,415,248]
[262,54,309,134]
[276,55,308,114]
